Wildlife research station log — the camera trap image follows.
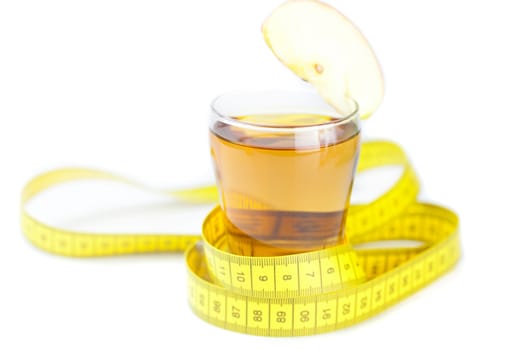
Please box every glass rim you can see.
[210,90,360,132]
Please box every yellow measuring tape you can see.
[20,140,460,336]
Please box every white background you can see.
[1,0,524,348]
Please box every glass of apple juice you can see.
[209,90,361,257]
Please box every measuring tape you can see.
[20,140,460,336]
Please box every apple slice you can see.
[262,0,384,119]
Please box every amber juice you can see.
[210,113,360,256]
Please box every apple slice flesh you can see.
[262,0,384,119]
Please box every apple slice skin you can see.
[262,0,384,119]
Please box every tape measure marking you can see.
[20,141,460,336]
